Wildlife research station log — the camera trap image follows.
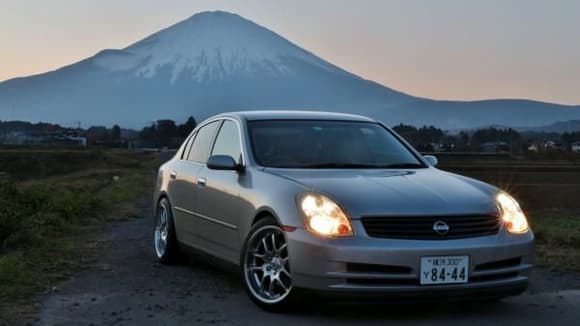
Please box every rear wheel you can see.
[241,217,296,312]
[154,198,179,264]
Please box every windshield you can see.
[248,120,425,169]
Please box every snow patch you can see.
[96,11,341,82]
[92,49,142,71]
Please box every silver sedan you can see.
[153,111,534,311]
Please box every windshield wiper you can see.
[299,163,386,169]
[380,163,425,169]
[281,162,426,169]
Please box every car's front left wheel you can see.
[241,217,296,312]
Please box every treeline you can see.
[392,124,580,153]
[138,116,197,147]
[0,117,198,148]
[3,118,580,151]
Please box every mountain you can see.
[1,10,579,129]
[517,120,580,133]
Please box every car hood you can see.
[264,168,499,218]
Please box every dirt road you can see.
[33,202,580,325]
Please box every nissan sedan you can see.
[153,111,533,311]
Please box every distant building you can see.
[3,131,43,145]
[0,130,86,146]
[572,142,580,153]
[480,141,509,153]
[544,141,564,151]
[527,143,539,152]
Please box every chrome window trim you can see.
[174,206,238,230]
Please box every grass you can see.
[0,149,158,322]
[438,154,580,273]
[529,210,580,272]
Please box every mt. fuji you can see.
[0,11,579,129]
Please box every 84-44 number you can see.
[420,256,469,285]
[428,266,466,282]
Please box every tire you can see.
[240,216,298,312]
[154,197,179,264]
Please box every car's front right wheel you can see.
[241,217,296,312]
[154,197,179,264]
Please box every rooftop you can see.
[217,110,376,122]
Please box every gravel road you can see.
[34,200,580,326]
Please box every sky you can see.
[1,0,579,105]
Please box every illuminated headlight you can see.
[497,192,529,234]
[298,193,353,237]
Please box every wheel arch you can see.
[251,207,282,226]
[154,191,171,217]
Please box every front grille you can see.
[361,214,501,240]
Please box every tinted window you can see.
[187,121,220,163]
[248,120,424,169]
[181,131,196,160]
[211,120,242,162]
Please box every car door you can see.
[170,121,220,248]
[166,131,197,245]
[194,119,245,263]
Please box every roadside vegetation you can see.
[531,211,580,273]
[438,154,580,273]
[0,149,158,320]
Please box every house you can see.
[572,142,580,153]
[544,141,564,151]
[480,141,509,153]
[2,131,43,145]
[527,143,539,152]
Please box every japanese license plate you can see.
[420,256,469,285]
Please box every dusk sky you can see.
[1,0,579,104]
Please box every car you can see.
[152,110,534,311]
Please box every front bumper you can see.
[285,220,534,298]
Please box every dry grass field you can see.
[0,149,159,319]
[437,153,580,273]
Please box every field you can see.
[0,149,159,319]
[0,149,579,321]
[437,153,580,272]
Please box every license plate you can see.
[420,256,469,285]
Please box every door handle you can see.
[170,171,177,179]
[198,177,207,186]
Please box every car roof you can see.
[213,110,376,122]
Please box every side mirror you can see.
[207,155,241,171]
[423,155,438,167]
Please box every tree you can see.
[111,125,121,142]
[156,120,177,147]
[139,123,158,147]
[392,124,444,151]
[471,127,521,152]
[178,116,197,138]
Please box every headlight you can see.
[298,193,353,237]
[497,192,529,234]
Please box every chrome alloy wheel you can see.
[244,225,292,303]
[154,203,169,258]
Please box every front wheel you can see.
[241,217,296,312]
[154,198,179,264]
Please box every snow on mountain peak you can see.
[93,11,337,82]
